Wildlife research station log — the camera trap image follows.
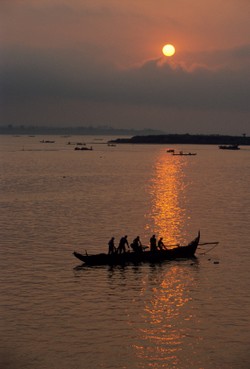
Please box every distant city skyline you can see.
[1,1,250,134]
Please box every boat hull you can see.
[219,145,240,150]
[73,232,200,266]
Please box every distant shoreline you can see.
[1,126,249,145]
[111,134,250,146]
[0,125,163,137]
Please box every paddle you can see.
[164,242,220,248]
[165,242,220,248]
[142,241,219,250]
[198,242,219,254]
[141,244,180,249]
[142,243,180,249]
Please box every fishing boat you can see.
[74,146,93,151]
[172,151,197,156]
[40,139,55,143]
[219,144,240,150]
[73,232,200,266]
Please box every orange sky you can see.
[1,0,250,133]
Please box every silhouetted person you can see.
[131,236,143,253]
[117,235,129,254]
[150,234,157,252]
[158,237,166,250]
[108,237,116,255]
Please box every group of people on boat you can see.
[108,235,168,255]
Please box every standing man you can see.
[150,234,157,252]
[158,237,166,250]
[108,237,116,254]
[131,236,143,253]
[117,235,129,254]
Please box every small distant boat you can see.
[74,146,93,151]
[219,144,240,150]
[73,232,200,266]
[172,151,197,156]
[40,140,55,143]
[107,143,116,147]
[166,149,175,153]
[68,141,86,146]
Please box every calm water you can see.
[0,135,250,369]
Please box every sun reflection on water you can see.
[133,264,199,368]
[145,152,189,245]
[137,153,200,367]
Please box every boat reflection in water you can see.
[134,152,200,368]
[145,152,189,245]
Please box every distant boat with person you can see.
[219,144,240,150]
[40,139,55,143]
[172,151,197,156]
[74,146,93,151]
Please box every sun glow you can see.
[162,44,175,57]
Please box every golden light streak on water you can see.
[146,152,188,246]
[133,265,197,367]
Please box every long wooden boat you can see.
[172,151,197,156]
[73,232,200,266]
[219,144,240,150]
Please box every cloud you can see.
[1,1,249,133]
[1,45,249,114]
[181,44,250,70]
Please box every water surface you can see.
[1,136,249,369]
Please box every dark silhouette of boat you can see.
[172,151,197,156]
[219,144,240,150]
[68,141,86,146]
[74,146,93,151]
[73,232,200,266]
[40,139,55,143]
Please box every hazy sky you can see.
[1,0,250,134]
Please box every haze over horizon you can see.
[1,1,250,135]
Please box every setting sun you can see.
[162,44,175,57]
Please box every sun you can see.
[162,44,175,57]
